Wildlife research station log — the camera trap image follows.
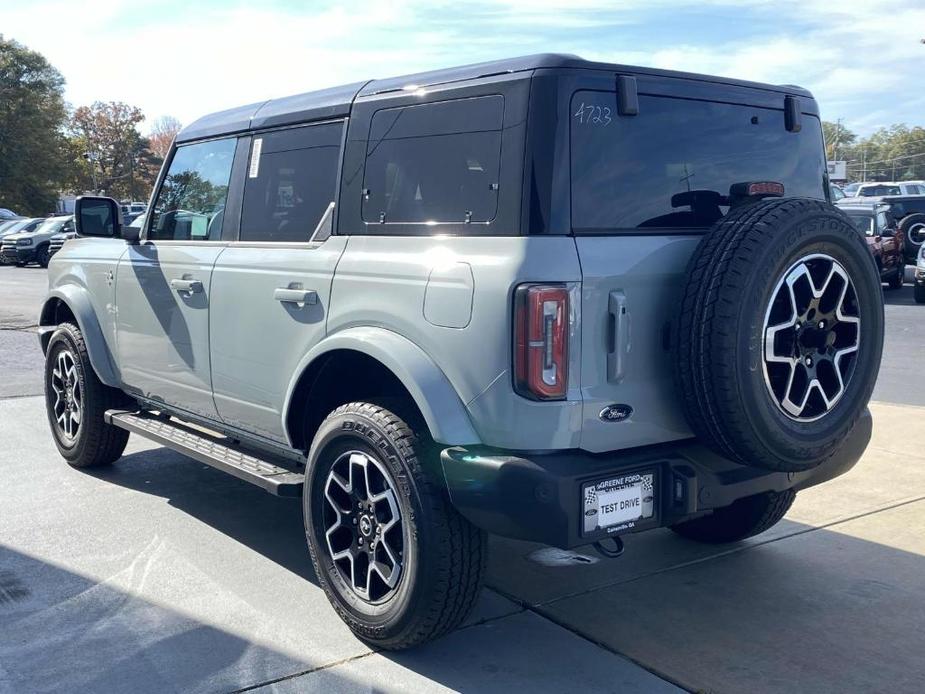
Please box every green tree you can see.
[0,35,69,215]
[822,121,857,161]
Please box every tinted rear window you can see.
[570,92,826,232]
[361,96,503,226]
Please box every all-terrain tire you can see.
[304,401,485,650]
[44,322,130,467]
[671,489,796,543]
[674,198,884,472]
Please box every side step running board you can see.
[105,410,305,497]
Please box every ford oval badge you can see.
[599,404,633,422]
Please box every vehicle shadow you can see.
[79,444,925,693]
[0,545,323,694]
[88,446,316,583]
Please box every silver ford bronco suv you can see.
[40,55,883,649]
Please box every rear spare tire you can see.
[674,198,883,472]
[899,213,925,259]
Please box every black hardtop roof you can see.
[176,53,815,144]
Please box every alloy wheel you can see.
[762,253,861,421]
[322,451,404,603]
[50,349,82,442]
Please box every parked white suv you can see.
[1,215,74,267]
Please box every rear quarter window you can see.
[569,92,826,233]
[361,96,503,227]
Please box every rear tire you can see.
[915,284,925,304]
[674,199,883,472]
[304,401,485,650]
[899,213,925,261]
[671,489,796,543]
[44,322,130,467]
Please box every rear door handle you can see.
[274,288,318,305]
[170,278,203,293]
[607,290,630,383]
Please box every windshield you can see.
[2,218,38,234]
[569,93,827,232]
[32,217,70,234]
[845,213,874,236]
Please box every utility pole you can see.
[832,118,843,162]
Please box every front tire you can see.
[37,244,51,268]
[671,489,796,543]
[44,322,130,467]
[304,402,485,650]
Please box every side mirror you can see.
[75,196,122,238]
[122,224,141,243]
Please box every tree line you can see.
[823,121,925,183]
[0,35,181,216]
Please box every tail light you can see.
[514,284,569,400]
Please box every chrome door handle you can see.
[170,278,203,293]
[274,288,318,305]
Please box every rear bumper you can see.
[440,408,872,549]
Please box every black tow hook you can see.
[592,536,625,559]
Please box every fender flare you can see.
[282,326,481,446]
[38,287,121,388]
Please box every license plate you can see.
[582,471,655,534]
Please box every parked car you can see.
[47,230,76,259]
[915,244,925,304]
[119,202,146,218]
[1,215,74,267]
[0,208,18,219]
[0,218,45,264]
[830,183,846,201]
[856,183,901,197]
[41,54,882,649]
[0,219,22,236]
[894,181,925,195]
[839,194,925,264]
[842,182,861,197]
[840,203,905,289]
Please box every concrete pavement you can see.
[2,264,925,693]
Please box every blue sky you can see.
[2,0,923,136]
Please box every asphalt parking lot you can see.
[1,265,924,693]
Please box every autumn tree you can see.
[148,115,182,160]
[0,35,70,215]
[69,101,160,201]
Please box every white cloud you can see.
[2,0,923,135]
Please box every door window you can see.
[240,122,343,243]
[149,138,237,241]
[361,96,503,227]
